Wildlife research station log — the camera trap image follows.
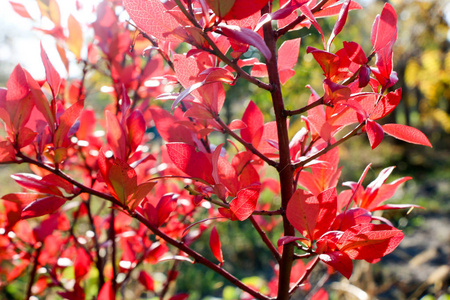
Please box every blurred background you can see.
[0,0,449,299]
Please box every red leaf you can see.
[338,223,404,260]
[311,288,329,300]
[314,188,337,240]
[371,3,397,52]
[286,189,319,240]
[98,281,115,300]
[24,70,55,129]
[366,119,384,149]
[209,226,224,265]
[230,185,261,221]
[149,107,194,145]
[370,89,402,120]
[314,1,362,18]
[241,100,264,146]
[228,119,247,130]
[106,111,127,160]
[11,173,62,196]
[21,196,67,219]
[218,24,272,60]
[156,194,177,227]
[138,271,155,291]
[40,42,61,98]
[107,158,138,204]
[300,5,325,49]
[123,0,182,42]
[331,208,372,231]
[319,251,353,279]
[74,247,91,281]
[327,0,350,51]
[223,0,270,20]
[166,143,214,183]
[382,124,432,147]
[343,41,367,65]
[54,98,84,148]
[126,110,145,153]
[278,38,301,84]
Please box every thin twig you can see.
[288,256,320,296]
[249,216,281,262]
[292,122,364,169]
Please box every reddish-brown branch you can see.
[132,211,271,300]
[10,154,270,300]
[26,244,43,300]
[288,256,320,296]
[261,5,296,300]
[171,0,272,90]
[292,122,364,169]
[109,209,118,296]
[285,97,324,117]
[250,216,281,262]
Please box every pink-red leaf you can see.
[278,38,301,84]
[327,0,350,51]
[74,248,91,281]
[382,124,432,147]
[123,0,182,42]
[338,223,404,260]
[138,271,155,291]
[366,119,384,149]
[21,196,67,219]
[241,100,264,146]
[229,185,261,221]
[218,24,271,60]
[286,189,319,240]
[106,111,127,160]
[40,42,61,98]
[319,251,353,279]
[223,0,270,20]
[166,143,214,183]
[371,3,397,51]
[54,98,84,148]
[209,226,224,265]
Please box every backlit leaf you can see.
[382,124,432,147]
[209,226,224,265]
[230,185,261,221]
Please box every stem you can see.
[26,244,42,300]
[292,122,364,169]
[285,97,324,116]
[261,6,296,300]
[249,216,281,262]
[109,209,118,296]
[172,0,271,90]
[9,154,270,300]
[133,211,270,300]
[288,256,320,296]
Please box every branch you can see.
[285,97,324,117]
[292,122,364,169]
[12,154,270,300]
[288,256,319,296]
[215,116,278,168]
[249,216,281,262]
[132,211,271,300]
[172,0,271,90]
[26,244,43,300]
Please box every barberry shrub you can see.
[0,0,432,299]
